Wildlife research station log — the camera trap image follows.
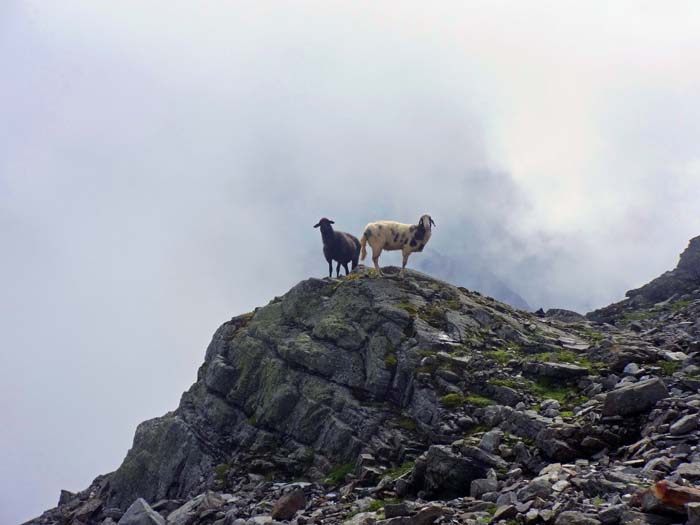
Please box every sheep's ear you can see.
[313,223,320,228]
[329,220,335,224]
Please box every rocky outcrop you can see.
[24,236,700,525]
[589,235,700,323]
[117,499,164,525]
[85,266,587,512]
[627,235,700,302]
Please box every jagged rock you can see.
[470,477,497,499]
[627,236,700,302]
[522,361,588,380]
[675,462,700,480]
[545,309,585,322]
[598,504,626,524]
[104,508,124,521]
[167,492,225,525]
[554,511,601,525]
[669,414,698,435]
[589,236,700,321]
[517,476,552,502]
[409,506,448,525]
[151,499,182,514]
[602,378,669,416]
[117,499,165,525]
[478,429,503,454]
[384,503,410,518]
[414,445,491,499]
[492,505,517,521]
[59,489,77,505]
[74,499,103,522]
[270,489,306,520]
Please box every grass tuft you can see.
[323,463,355,485]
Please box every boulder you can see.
[669,414,698,435]
[167,492,225,525]
[271,489,306,521]
[415,445,491,499]
[602,378,669,417]
[554,511,601,525]
[117,499,165,525]
[58,490,76,506]
[73,499,103,522]
[523,361,588,381]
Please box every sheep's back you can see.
[332,231,361,261]
[363,221,414,250]
[363,220,410,233]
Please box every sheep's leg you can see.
[327,259,333,278]
[400,252,410,279]
[343,262,350,275]
[336,261,341,278]
[372,246,383,276]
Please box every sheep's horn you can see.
[313,223,320,228]
[430,217,436,227]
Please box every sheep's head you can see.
[313,217,335,232]
[419,214,435,230]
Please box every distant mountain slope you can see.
[588,235,700,324]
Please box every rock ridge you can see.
[24,241,700,525]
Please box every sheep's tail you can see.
[360,233,367,261]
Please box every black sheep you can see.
[313,217,361,278]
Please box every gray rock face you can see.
[117,499,164,525]
[602,378,669,416]
[98,267,572,510]
[413,445,490,499]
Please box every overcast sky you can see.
[2,2,700,523]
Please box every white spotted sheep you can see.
[360,214,435,277]
[314,218,362,278]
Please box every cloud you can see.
[2,2,700,523]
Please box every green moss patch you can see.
[441,393,494,408]
[214,463,230,486]
[385,461,415,479]
[671,299,692,312]
[324,463,355,485]
[660,360,681,376]
[392,417,417,431]
[395,302,418,316]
